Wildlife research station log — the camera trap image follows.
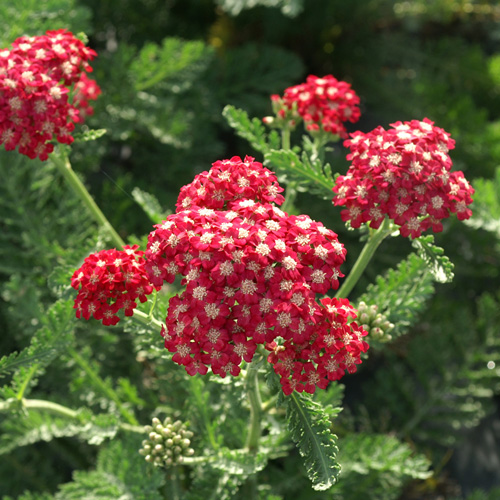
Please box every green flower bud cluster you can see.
[357,301,394,342]
[139,416,194,467]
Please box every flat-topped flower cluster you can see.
[269,74,361,138]
[0,29,100,160]
[145,156,368,394]
[333,118,474,238]
[71,245,156,326]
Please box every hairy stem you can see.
[67,346,138,425]
[335,218,393,299]
[0,398,144,433]
[51,149,126,249]
[245,360,262,453]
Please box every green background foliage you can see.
[1,0,500,499]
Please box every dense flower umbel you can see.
[71,246,156,326]
[272,74,361,138]
[146,156,369,394]
[332,118,474,238]
[0,29,100,160]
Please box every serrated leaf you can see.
[0,299,75,380]
[331,433,431,500]
[357,252,435,341]
[412,234,454,283]
[264,149,334,199]
[282,391,341,491]
[223,105,280,155]
[212,447,269,476]
[131,38,212,92]
[0,408,119,454]
[131,187,168,224]
[72,128,107,142]
[56,434,164,500]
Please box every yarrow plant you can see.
[71,245,157,326]
[146,155,368,394]
[0,29,100,160]
[332,118,474,238]
[0,25,483,498]
[267,74,361,138]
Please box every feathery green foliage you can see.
[360,292,500,446]
[331,433,431,500]
[357,252,435,342]
[0,407,119,455]
[55,434,165,500]
[412,234,454,283]
[223,105,281,155]
[282,391,341,491]
[264,149,335,199]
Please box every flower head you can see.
[147,156,368,394]
[176,155,284,211]
[0,30,100,160]
[271,75,361,138]
[71,245,157,325]
[333,118,474,238]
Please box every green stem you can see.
[335,218,393,299]
[132,308,164,331]
[245,360,262,453]
[51,149,126,249]
[15,363,39,401]
[67,346,138,426]
[281,128,291,151]
[0,398,144,433]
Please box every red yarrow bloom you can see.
[71,245,157,326]
[332,118,474,238]
[146,156,368,394]
[0,29,100,160]
[270,74,361,138]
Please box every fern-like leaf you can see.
[223,105,280,155]
[72,128,107,142]
[331,433,431,500]
[282,391,341,491]
[0,408,119,455]
[0,299,75,382]
[264,149,334,200]
[55,434,164,500]
[131,186,169,224]
[411,234,454,283]
[357,252,435,341]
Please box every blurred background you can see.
[1,1,500,498]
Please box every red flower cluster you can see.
[71,245,156,326]
[332,118,474,238]
[272,74,361,138]
[267,298,368,395]
[0,29,100,160]
[146,156,368,394]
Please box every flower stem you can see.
[51,149,126,249]
[67,346,138,425]
[335,219,393,299]
[131,308,164,331]
[281,128,291,151]
[245,360,262,453]
[0,398,144,433]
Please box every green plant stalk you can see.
[245,361,263,453]
[189,377,219,450]
[132,308,164,331]
[0,398,144,433]
[67,346,138,425]
[51,150,126,249]
[281,128,291,151]
[335,218,393,299]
